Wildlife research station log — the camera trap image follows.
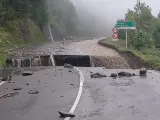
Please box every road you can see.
[0,67,79,120]
[74,68,160,120]
[1,39,160,120]
[11,39,119,56]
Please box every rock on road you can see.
[1,39,160,120]
[12,39,129,69]
[0,67,79,120]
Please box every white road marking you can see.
[49,48,84,120]
[0,81,5,86]
[64,67,84,120]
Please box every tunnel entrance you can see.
[54,55,91,67]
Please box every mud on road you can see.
[72,40,130,69]
[5,39,131,69]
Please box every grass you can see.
[100,38,160,69]
[0,19,47,67]
[0,53,7,67]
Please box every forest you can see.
[119,1,160,49]
[0,0,80,66]
[112,1,160,69]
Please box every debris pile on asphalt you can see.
[110,68,147,78]
[64,63,73,68]
[0,77,7,81]
[118,72,132,77]
[58,111,75,118]
[0,75,12,81]
[90,56,129,69]
[110,72,136,78]
[140,68,147,76]
[12,87,22,91]
[90,73,107,78]
[22,71,33,76]
[0,92,19,99]
[110,73,117,78]
[110,80,135,86]
[28,90,39,94]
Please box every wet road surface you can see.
[2,39,160,120]
[0,67,79,120]
[73,68,160,120]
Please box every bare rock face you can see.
[58,111,75,118]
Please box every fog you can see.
[71,0,160,37]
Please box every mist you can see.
[71,0,160,37]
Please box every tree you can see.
[46,0,79,36]
[119,1,156,49]
[158,11,160,18]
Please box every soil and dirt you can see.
[73,39,130,69]
[98,39,144,69]
[4,39,142,69]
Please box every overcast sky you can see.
[71,0,160,36]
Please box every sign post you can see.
[115,21,136,49]
[126,30,128,49]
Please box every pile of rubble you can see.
[90,56,129,69]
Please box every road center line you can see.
[64,67,84,120]
[49,48,84,120]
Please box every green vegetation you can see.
[102,37,160,69]
[104,1,160,69]
[47,0,79,36]
[0,0,79,66]
[0,0,48,66]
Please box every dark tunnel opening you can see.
[54,55,91,67]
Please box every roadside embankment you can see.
[0,19,46,67]
[98,38,160,70]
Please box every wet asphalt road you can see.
[0,67,79,120]
[73,68,160,120]
[2,40,160,120]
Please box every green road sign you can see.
[115,21,136,29]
